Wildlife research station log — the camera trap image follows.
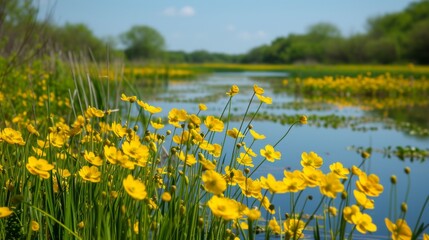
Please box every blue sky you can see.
[40,0,417,54]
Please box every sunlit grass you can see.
[0,63,428,239]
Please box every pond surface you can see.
[135,71,429,238]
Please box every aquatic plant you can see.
[0,64,428,240]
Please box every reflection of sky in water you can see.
[135,72,428,237]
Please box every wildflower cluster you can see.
[1,64,428,240]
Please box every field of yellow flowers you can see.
[0,62,428,240]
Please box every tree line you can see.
[1,0,428,67]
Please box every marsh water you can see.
[135,71,429,238]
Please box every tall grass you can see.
[0,59,428,239]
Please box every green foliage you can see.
[234,0,429,64]
[121,25,165,61]
[49,23,118,61]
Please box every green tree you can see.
[0,0,51,82]
[406,19,429,63]
[121,25,165,61]
[50,23,110,60]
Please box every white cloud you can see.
[163,6,195,17]
[180,6,195,17]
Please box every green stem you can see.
[23,202,82,240]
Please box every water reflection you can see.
[134,71,428,237]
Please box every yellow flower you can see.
[123,174,147,200]
[227,128,244,139]
[351,165,364,176]
[319,173,344,198]
[120,93,137,102]
[258,195,275,214]
[253,84,264,95]
[301,151,323,168]
[246,208,261,221]
[301,166,323,187]
[385,218,412,240]
[260,144,281,162]
[161,192,172,202]
[209,143,222,158]
[260,174,287,193]
[236,152,254,167]
[199,140,215,152]
[1,128,25,145]
[0,207,13,218]
[249,129,266,140]
[122,140,149,161]
[199,103,207,111]
[78,166,101,183]
[299,115,308,124]
[133,221,139,234]
[104,145,134,169]
[284,218,305,239]
[329,162,350,179]
[173,130,191,144]
[178,152,197,166]
[198,153,216,171]
[343,205,377,233]
[243,145,257,157]
[85,106,105,118]
[168,108,188,128]
[239,178,262,198]
[268,218,282,234]
[355,213,377,234]
[48,132,66,148]
[58,168,71,178]
[283,170,306,192]
[226,85,240,96]
[83,150,103,166]
[112,122,127,138]
[354,190,374,209]
[26,123,40,136]
[423,233,428,240]
[150,121,164,130]
[31,220,40,231]
[224,166,246,185]
[343,205,360,223]
[137,100,162,114]
[207,195,245,220]
[328,206,337,216]
[202,170,227,195]
[204,116,224,132]
[256,94,272,104]
[356,173,384,197]
[26,156,55,179]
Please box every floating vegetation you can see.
[348,145,429,162]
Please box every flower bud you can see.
[361,151,370,159]
[404,167,410,175]
[299,115,308,125]
[198,218,204,227]
[341,191,347,200]
[401,202,408,212]
[78,221,85,229]
[390,175,397,184]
